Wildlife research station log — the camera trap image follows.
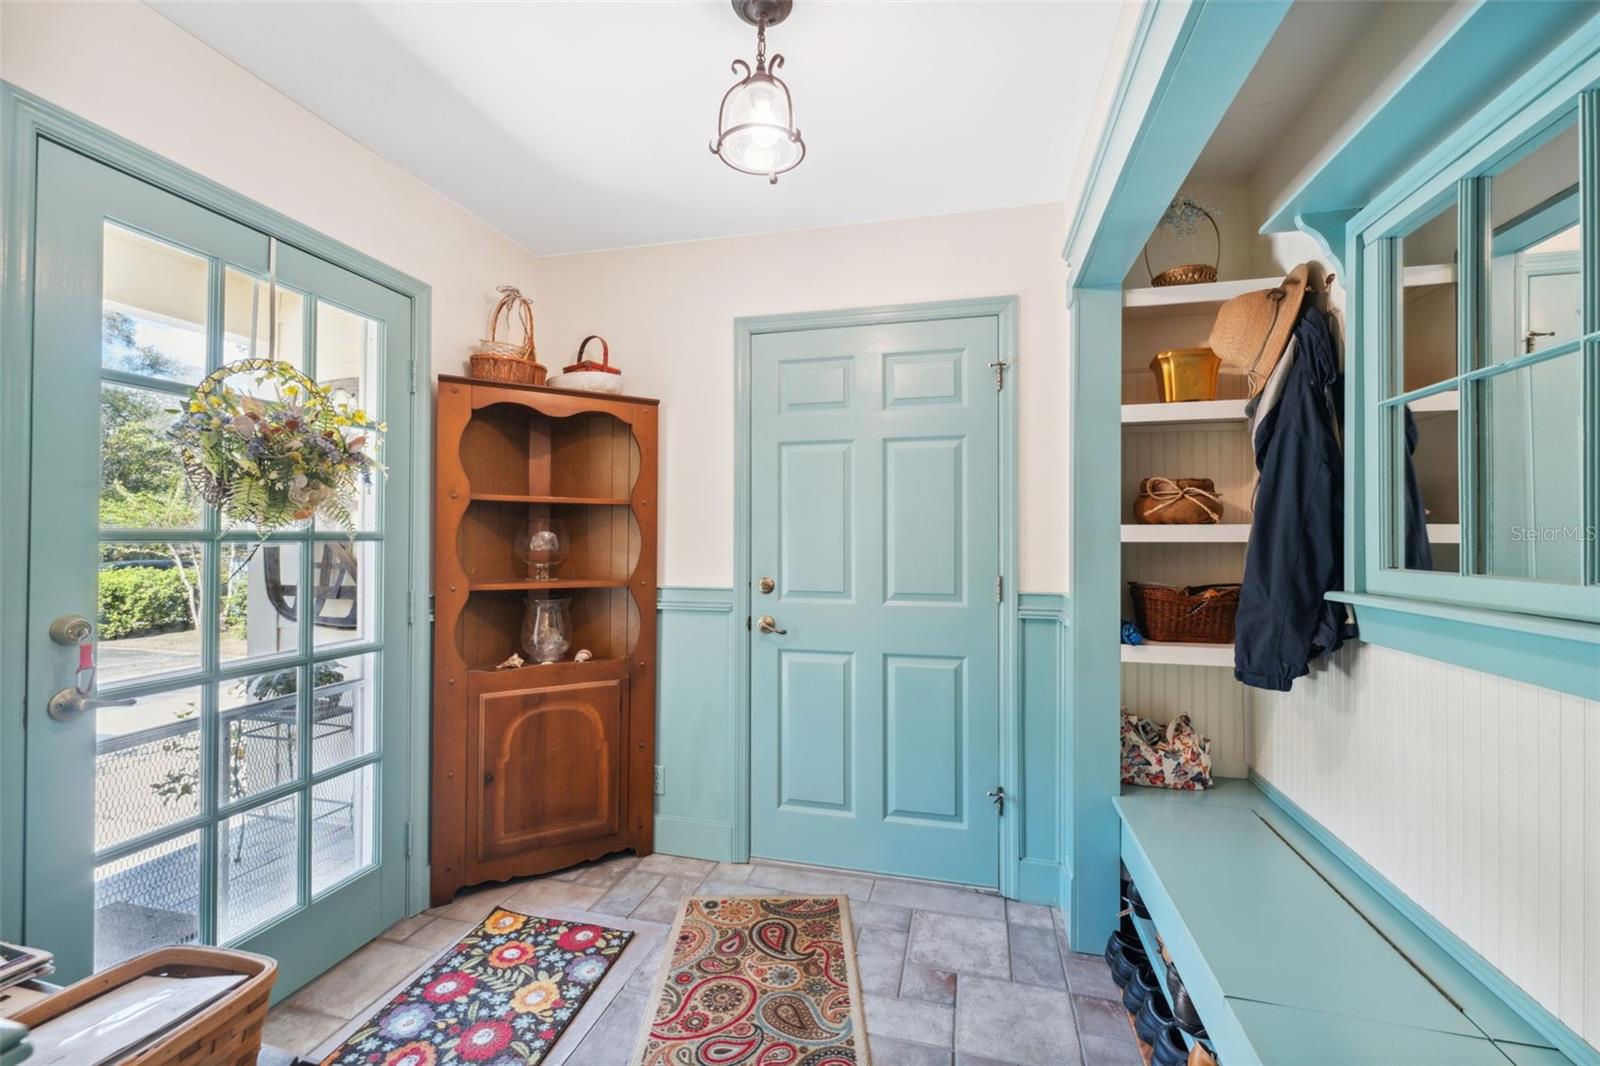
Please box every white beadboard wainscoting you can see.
[1250,641,1600,1048]
[1121,663,1250,779]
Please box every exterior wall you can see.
[529,203,1070,592]
[0,0,541,373]
[1251,643,1600,1047]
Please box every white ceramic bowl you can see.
[550,369,625,394]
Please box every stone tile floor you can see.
[264,853,1142,1066]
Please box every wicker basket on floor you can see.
[1128,582,1240,644]
[12,946,276,1066]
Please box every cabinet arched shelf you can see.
[432,376,659,905]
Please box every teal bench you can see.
[1114,778,1587,1065]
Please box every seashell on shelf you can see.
[496,652,525,670]
[573,649,594,663]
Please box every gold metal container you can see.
[1150,347,1221,402]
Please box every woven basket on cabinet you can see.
[468,286,546,386]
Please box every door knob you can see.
[756,615,787,635]
[757,576,775,594]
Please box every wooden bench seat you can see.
[1114,778,1579,1065]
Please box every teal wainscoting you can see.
[655,588,741,862]
[1015,594,1069,904]
[654,587,1069,898]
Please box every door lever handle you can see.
[756,615,787,635]
[48,689,135,723]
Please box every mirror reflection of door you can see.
[1482,116,1583,583]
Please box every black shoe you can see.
[1125,881,1153,920]
[1152,1024,1188,1066]
[1134,990,1175,1046]
[1122,963,1160,1016]
[1104,930,1147,989]
[1166,961,1206,1036]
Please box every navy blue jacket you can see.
[1235,305,1348,691]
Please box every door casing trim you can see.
[0,82,435,942]
[733,296,1022,895]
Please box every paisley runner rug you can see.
[631,894,871,1066]
[319,907,632,1066]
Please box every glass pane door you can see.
[25,141,413,989]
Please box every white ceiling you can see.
[149,0,1125,256]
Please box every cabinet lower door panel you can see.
[469,678,626,867]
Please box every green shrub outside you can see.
[98,565,194,640]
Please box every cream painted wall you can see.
[0,0,540,374]
[530,204,1070,591]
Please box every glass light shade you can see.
[518,517,569,581]
[713,71,804,181]
[520,595,572,664]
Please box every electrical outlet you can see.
[653,765,665,795]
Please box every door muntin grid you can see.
[93,222,390,968]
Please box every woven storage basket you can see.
[1128,582,1240,644]
[468,286,546,386]
[13,946,276,1066]
[1133,477,1222,525]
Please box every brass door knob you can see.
[758,576,775,594]
[756,615,787,635]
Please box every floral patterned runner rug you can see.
[632,895,871,1066]
[319,907,633,1066]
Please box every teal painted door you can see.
[23,141,414,991]
[749,315,1002,886]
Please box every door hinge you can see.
[989,360,1009,391]
[405,820,414,858]
[409,355,418,395]
[995,575,1003,602]
[407,590,415,627]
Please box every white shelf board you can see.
[1122,399,1249,426]
[1121,641,1235,667]
[1402,263,1456,287]
[1122,276,1281,317]
[1409,391,1459,415]
[1122,524,1251,543]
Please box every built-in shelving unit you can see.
[1121,277,1261,672]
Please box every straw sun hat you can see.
[1207,262,1329,397]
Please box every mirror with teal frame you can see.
[1373,91,1596,620]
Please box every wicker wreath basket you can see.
[468,286,546,386]
[13,946,276,1066]
[1129,582,1240,644]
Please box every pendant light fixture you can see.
[710,0,806,184]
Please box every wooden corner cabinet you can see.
[431,376,658,905]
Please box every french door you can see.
[23,140,414,988]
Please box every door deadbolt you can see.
[758,576,775,594]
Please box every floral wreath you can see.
[170,358,385,532]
